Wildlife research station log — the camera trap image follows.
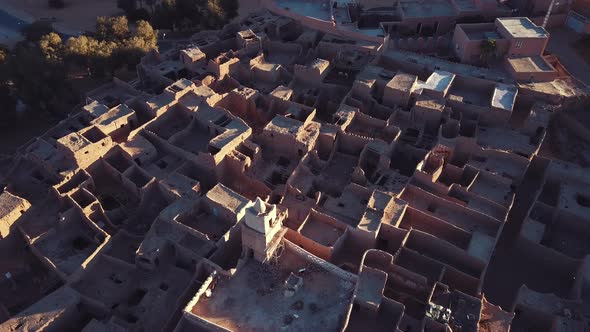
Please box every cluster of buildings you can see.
[265,0,590,40]
[0,2,590,332]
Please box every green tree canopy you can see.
[0,47,7,64]
[96,16,130,41]
[134,20,158,50]
[39,32,63,60]
[480,39,497,61]
[65,35,95,58]
[6,16,159,116]
[479,38,498,68]
[10,43,77,114]
[150,0,239,30]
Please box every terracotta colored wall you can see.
[262,0,383,43]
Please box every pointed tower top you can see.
[253,197,266,214]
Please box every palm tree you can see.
[480,38,497,66]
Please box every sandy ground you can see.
[0,0,122,34]
[546,27,590,86]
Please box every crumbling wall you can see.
[392,35,450,54]
[262,0,383,43]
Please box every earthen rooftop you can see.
[496,17,549,38]
[0,7,590,332]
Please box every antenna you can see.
[542,0,560,29]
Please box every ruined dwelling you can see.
[0,6,590,332]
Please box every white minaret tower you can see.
[241,197,286,262]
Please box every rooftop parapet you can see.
[0,191,31,239]
[491,84,518,112]
[496,17,549,39]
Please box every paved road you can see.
[547,27,590,86]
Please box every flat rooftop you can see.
[92,104,135,129]
[206,183,249,215]
[300,212,345,247]
[496,17,548,38]
[460,23,501,41]
[190,242,355,331]
[422,70,456,93]
[181,47,206,59]
[382,50,512,83]
[507,56,555,73]
[0,191,28,220]
[265,115,304,136]
[270,85,294,100]
[415,95,446,112]
[57,132,93,152]
[310,58,330,71]
[83,101,110,118]
[387,72,417,91]
[491,84,518,112]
